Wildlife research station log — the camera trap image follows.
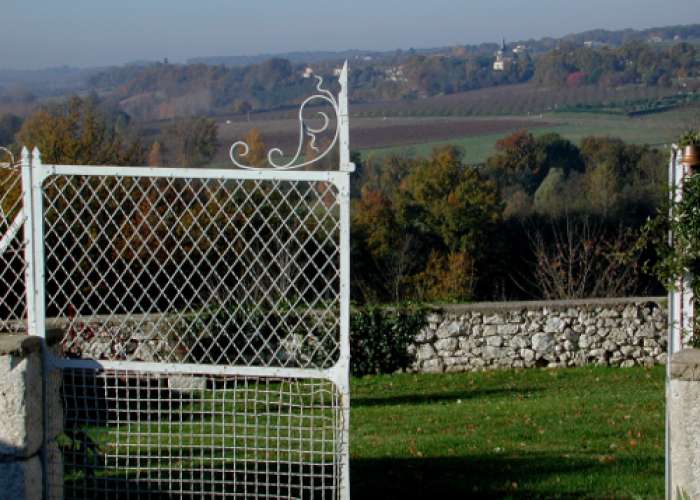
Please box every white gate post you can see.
[337,59,352,500]
[29,148,46,341]
[20,147,36,337]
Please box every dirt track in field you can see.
[215,116,549,161]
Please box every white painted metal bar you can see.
[20,148,35,336]
[36,163,348,185]
[338,61,354,174]
[0,210,24,256]
[336,172,351,500]
[50,357,339,381]
[666,145,678,500]
[30,148,46,340]
[669,145,681,357]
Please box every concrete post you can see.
[670,349,700,499]
[0,332,63,500]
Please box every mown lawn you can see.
[350,365,665,499]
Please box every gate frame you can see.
[20,63,354,499]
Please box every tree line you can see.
[1,96,219,168]
[534,41,700,88]
[51,39,696,122]
[350,131,666,303]
[1,98,669,304]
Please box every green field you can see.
[362,106,700,164]
[351,366,665,499]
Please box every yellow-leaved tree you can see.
[17,96,144,165]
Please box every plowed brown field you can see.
[215,116,548,162]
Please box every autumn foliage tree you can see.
[352,146,502,302]
[162,117,218,166]
[241,128,267,167]
[487,130,583,195]
[147,142,163,166]
[17,96,144,165]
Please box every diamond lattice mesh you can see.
[43,175,341,368]
[0,166,27,331]
[55,369,343,499]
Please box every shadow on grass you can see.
[353,387,541,407]
[351,454,661,500]
[65,462,339,499]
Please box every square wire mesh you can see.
[43,175,341,369]
[56,368,343,499]
[0,166,27,332]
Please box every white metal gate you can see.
[9,64,352,499]
[0,147,31,334]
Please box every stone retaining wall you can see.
[410,297,667,373]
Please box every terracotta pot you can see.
[682,145,700,169]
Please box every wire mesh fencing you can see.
[0,157,27,332]
[38,168,350,499]
[43,174,342,369]
[57,369,343,499]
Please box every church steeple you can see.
[493,37,511,71]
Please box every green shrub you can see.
[642,165,700,347]
[350,303,426,376]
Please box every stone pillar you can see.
[670,349,700,499]
[0,332,63,500]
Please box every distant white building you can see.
[384,66,407,82]
[493,38,512,71]
[512,44,527,54]
[303,67,314,78]
[583,40,606,48]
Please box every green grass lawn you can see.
[61,365,665,498]
[351,365,665,499]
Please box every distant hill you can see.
[188,50,390,67]
[0,66,103,97]
[2,23,699,122]
[187,24,700,68]
[93,34,700,122]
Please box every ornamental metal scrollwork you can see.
[229,63,347,171]
[0,147,23,257]
[0,147,18,170]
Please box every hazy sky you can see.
[2,0,698,70]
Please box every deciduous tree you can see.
[163,117,218,167]
[17,96,144,165]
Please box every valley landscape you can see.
[3,6,700,499]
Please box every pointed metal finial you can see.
[31,147,41,165]
[338,60,354,173]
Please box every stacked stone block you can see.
[410,297,667,373]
